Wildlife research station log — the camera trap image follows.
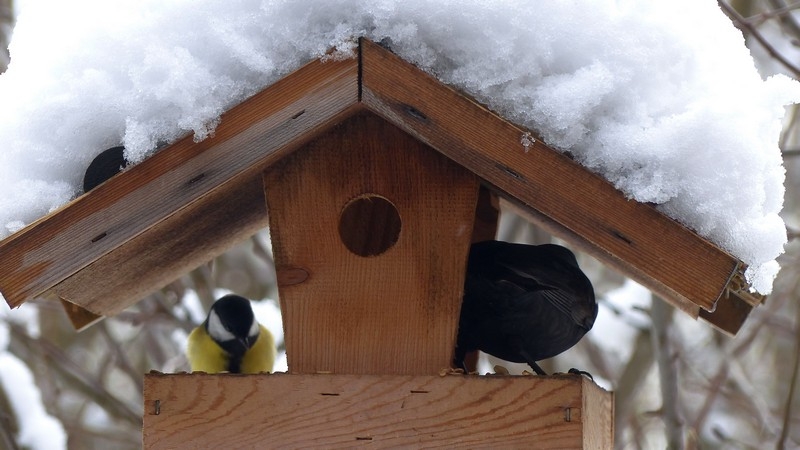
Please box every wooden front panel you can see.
[264,112,479,375]
[143,373,614,449]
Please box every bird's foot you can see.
[520,350,548,375]
[567,368,594,381]
[527,361,548,376]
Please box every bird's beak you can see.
[238,337,252,351]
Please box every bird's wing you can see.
[497,261,590,326]
[496,261,559,292]
[240,324,277,374]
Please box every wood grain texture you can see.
[359,39,740,315]
[264,112,479,375]
[48,176,268,317]
[59,298,102,331]
[0,55,358,310]
[143,372,613,449]
[699,291,753,336]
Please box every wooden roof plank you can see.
[0,56,359,309]
[47,175,268,317]
[359,38,740,313]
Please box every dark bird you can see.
[454,240,597,375]
[82,145,127,193]
[187,294,276,374]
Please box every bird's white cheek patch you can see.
[248,320,259,338]
[208,311,236,342]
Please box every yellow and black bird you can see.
[454,240,597,375]
[187,294,276,374]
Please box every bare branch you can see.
[718,0,800,78]
[776,299,800,449]
[98,321,145,394]
[651,296,683,450]
[614,328,655,446]
[0,0,12,73]
[0,382,20,450]
[690,360,729,433]
[766,0,800,37]
[6,322,142,427]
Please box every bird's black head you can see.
[83,146,127,193]
[205,294,260,355]
[535,244,581,270]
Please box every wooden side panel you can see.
[583,375,615,449]
[699,292,753,336]
[0,56,359,310]
[264,112,479,375]
[48,176,268,317]
[143,373,614,449]
[59,298,103,331]
[360,39,740,314]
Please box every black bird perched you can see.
[454,240,597,375]
[83,145,127,193]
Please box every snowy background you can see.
[3,0,800,449]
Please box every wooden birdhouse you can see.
[0,39,766,448]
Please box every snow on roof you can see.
[0,0,797,294]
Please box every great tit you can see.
[454,240,597,375]
[83,146,127,193]
[187,294,276,374]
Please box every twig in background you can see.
[651,296,683,450]
[719,0,800,78]
[776,293,800,449]
[614,329,655,446]
[766,0,800,37]
[98,321,145,394]
[6,322,142,427]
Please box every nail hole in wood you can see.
[403,104,428,122]
[188,173,206,184]
[91,232,107,243]
[612,229,633,245]
[496,164,523,180]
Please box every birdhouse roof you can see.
[0,39,760,333]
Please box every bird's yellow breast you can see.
[187,324,276,374]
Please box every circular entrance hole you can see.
[339,194,401,257]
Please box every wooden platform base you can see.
[143,372,613,448]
